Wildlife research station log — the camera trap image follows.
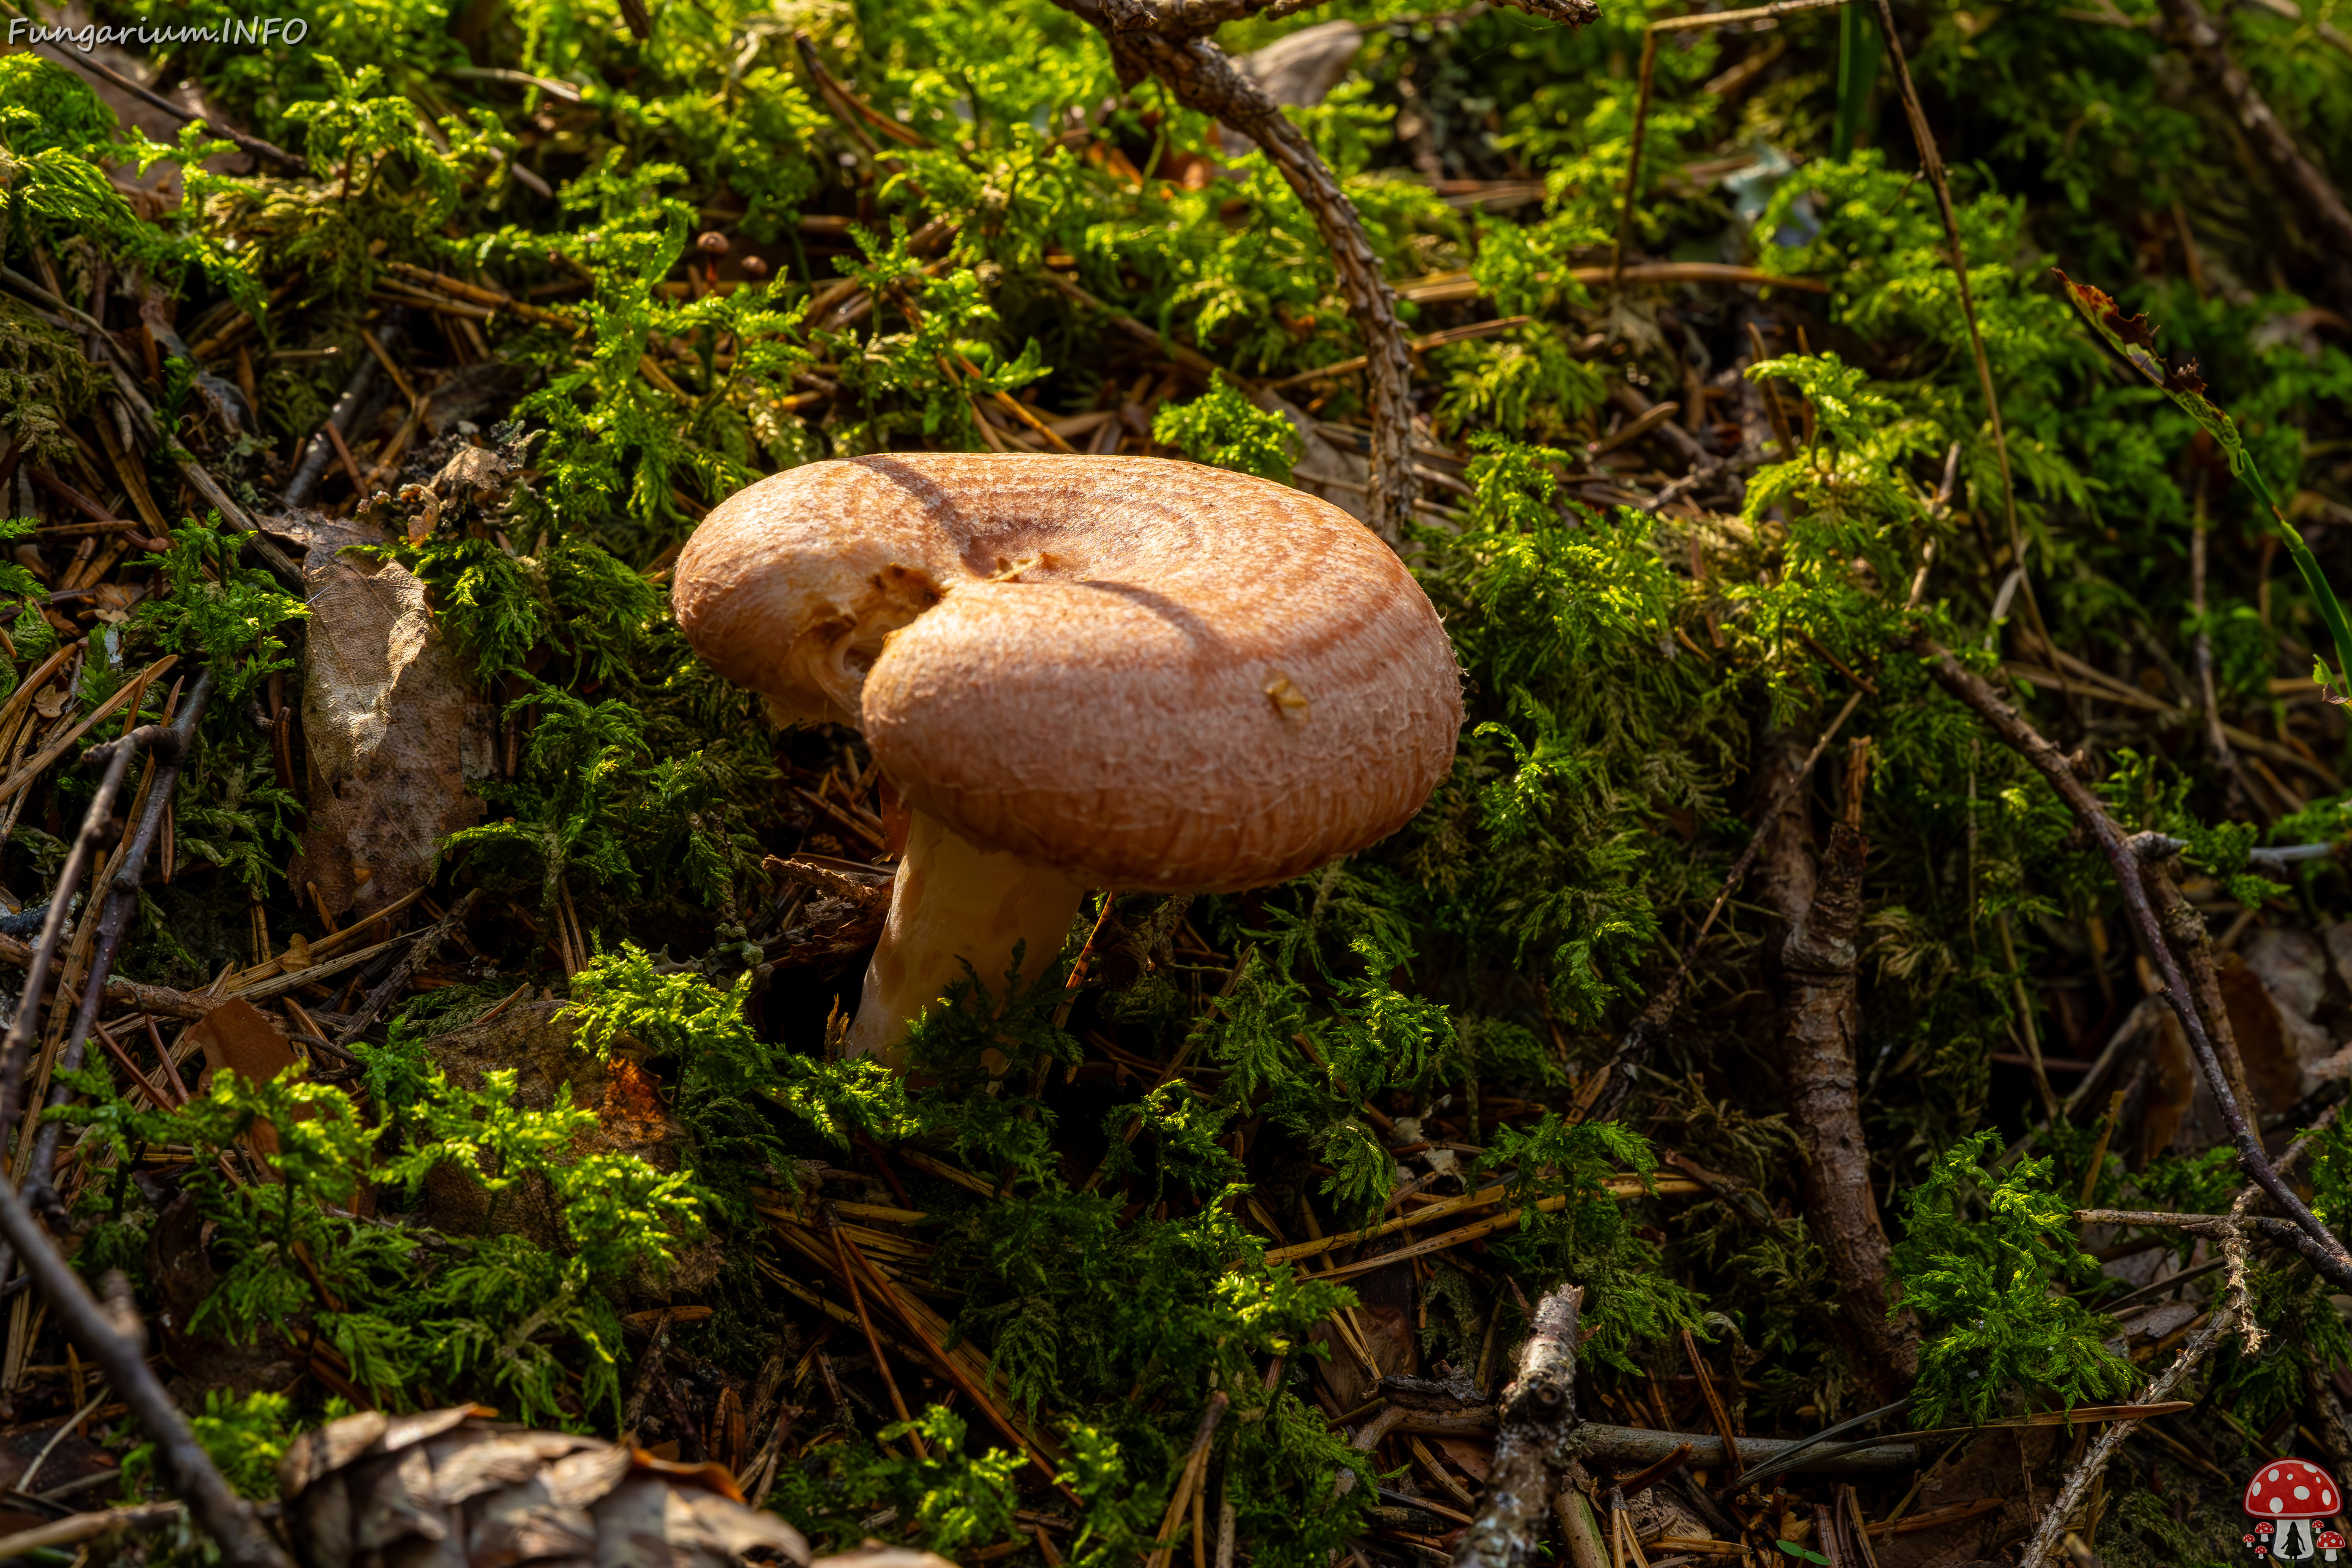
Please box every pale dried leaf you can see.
[288,542,491,920]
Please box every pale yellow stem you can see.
[847,810,1088,1069]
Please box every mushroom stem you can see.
[848,810,1090,1068]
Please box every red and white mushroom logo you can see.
[2319,1529,2345,1562]
[2244,1460,2343,1560]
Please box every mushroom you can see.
[673,453,1463,1066]
[2245,1460,2342,1559]
[2320,1531,2344,1562]
[695,230,729,289]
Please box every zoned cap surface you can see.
[673,454,1464,891]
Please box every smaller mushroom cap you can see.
[696,230,731,254]
[741,255,770,278]
[2245,1460,2342,1518]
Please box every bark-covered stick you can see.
[1758,732,1920,1398]
[2017,1282,2238,1566]
[1390,1415,1921,1475]
[0,1178,288,1567]
[1043,0,1516,538]
[1551,1476,1611,1568]
[2157,0,2352,275]
[25,673,214,1207]
[332,888,483,1048]
[1917,635,2352,1290]
[1580,688,1865,1125]
[0,737,145,1142]
[1453,1284,1583,1568]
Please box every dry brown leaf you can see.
[191,997,300,1088]
[91,582,140,624]
[281,1407,809,1568]
[190,998,312,1169]
[31,685,68,719]
[1433,1436,1493,1482]
[2239,927,2342,1094]
[287,530,493,920]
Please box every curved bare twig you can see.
[1047,0,1605,537]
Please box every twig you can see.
[1917,635,2352,1291]
[0,734,148,1142]
[1680,1329,1742,1480]
[1452,1284,1583,1568]
[1262,1174,1673,1265]
[795,31,935,148]
[331,889,481,1047]
[1101,0,1590,31]
[1577,688,1866,1125]
[1870,0,2059,712]
[2190,514,2256,818]
[0,1185,287,1565]
[1035,272,1226,380]
[1265,315,1534,391]
[1611,0,1853,285]
[0,1502,186,1558]
[1725,1398,1913,1493]
[19,1387,109,1492]
[2157,0,2352,279]
[13,25,304,172]
[1048,0,1539,537]
[834,1230,1076,1499]
[1150,1393,1231,1568]
[2017,1276,2241,1564]
[25,675,213,1212]
[823,1207,927,1457]
[283,334,391,509]
[1993,911,2062,1120]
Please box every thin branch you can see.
[331,888,483,1048]
[0,1180,288,1566]
[1452,1284,1583,1568]
[1102,0,1592,33]
[1917,635,2352,1291]
[1869,0,2062,714]
[2019,1191,2255,1567]
[0,741,145,1140]
[1610,0,1852,284]
[9,24,305,172]
[26,675,214,1212]
[283,337,389,510]
[2190,516,2258,819]
[1047,0,1570,537]
[0,1502,185,1558]
[2157,0,2352,272]
[1577,688,1866,1125]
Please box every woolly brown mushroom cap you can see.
[673,453,1463,891]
